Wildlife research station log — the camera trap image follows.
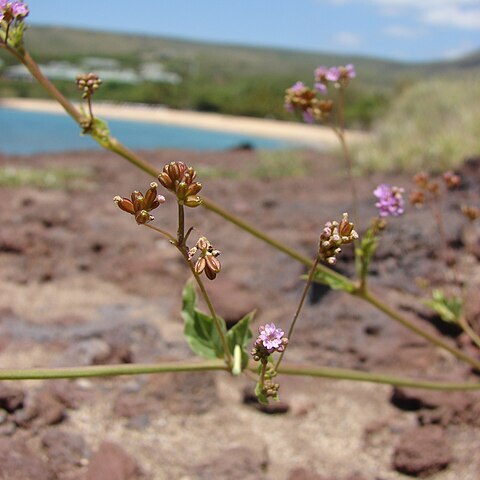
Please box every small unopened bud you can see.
[461,205,480,222]
[442,171,461,189]
[114,184,165,225]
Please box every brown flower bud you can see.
[413,172,429,189]
[113,196,135,215]
[442,171,461,189]
[461,205,480,222]
[194,257,206,275]
[158,161,202,206]
[410,190,425,206]
[318,213,357,264]
[158,172,173,190]
[131,191,145,212]
[134,210,153,225]
[114,184,165,225]
[189,236,221,280]
[184,195,202,208]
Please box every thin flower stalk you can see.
[275,255,320,370]
[458,316,480,351]
[1,361,479,392]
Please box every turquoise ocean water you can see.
[0,107,288,155]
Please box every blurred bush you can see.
[355,76,480,172]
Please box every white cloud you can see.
[328,0,480,29]
[332,31,362,48]
[424,6,480,29]
[383,25,423,38]
[443,41,476,59]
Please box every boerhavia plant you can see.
[1,2,480,408]
[285,64,358,217]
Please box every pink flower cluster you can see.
[0,0,29,21]
[373,184,405,218]
[314,64,356,94]
[257,323,286,353]
[284,64,356,123]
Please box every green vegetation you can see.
[1,26,478,129]
[252,150,308,179]
[0,165,93,189]
[355,76,480,172]
[196,150,307,181]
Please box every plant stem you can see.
[459,316,480,350]
[0,360,227,380]
[201,197,351,286]
[275,256,320,370]
[177,203,185,247]
[259,361,267,390]
[11,46,480,373]
[14,49,84,123]
[360,288,480,371]
[1,360,478,391]
[143,224,176,243]
[331,85,358,221]
[143,224,232,369]
[332,126,358,222]
[273,364,480,391]
[187,258,233,369]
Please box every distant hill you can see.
[1,26,478,127]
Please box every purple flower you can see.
[326,67,341,82]
[290,81,305,93]
[373,184,405,217]
[345,64,356,79]
[314,82,327,95]
[258,323,285,352]
[0,0,29,20]
[302,109,315,124]
[314,66,329,81]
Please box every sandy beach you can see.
[0,97,368,150]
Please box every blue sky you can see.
[26,0,480,62]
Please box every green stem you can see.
[360,288,480,371]
[143,223,176,243]
[0,360,227,380]
[1,360,478,391]
[184,253,233,369]
[259,361,267,389]
[459,316,480,350]
[331,124,358,222]
[15,49,85,123]
[274,364,480,391]
[201,197,352,288]
[276,255,320,370]
[143,224,232,369]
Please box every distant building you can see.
[3,59,181,85]
[139,62,181,84]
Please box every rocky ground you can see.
[0,147,479,480]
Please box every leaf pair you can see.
[181,281,254,372]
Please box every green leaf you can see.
[226,310,255,371]
[310,269,356,293]
[424,289,463,324]
[181,280,227,359]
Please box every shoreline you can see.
[0,98,368,150]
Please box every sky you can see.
[26,0,480,62]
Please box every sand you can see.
[0,97,368,150]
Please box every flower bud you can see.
[113,196,135,215]
[134,210,153,225]
[184,195,202,208]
